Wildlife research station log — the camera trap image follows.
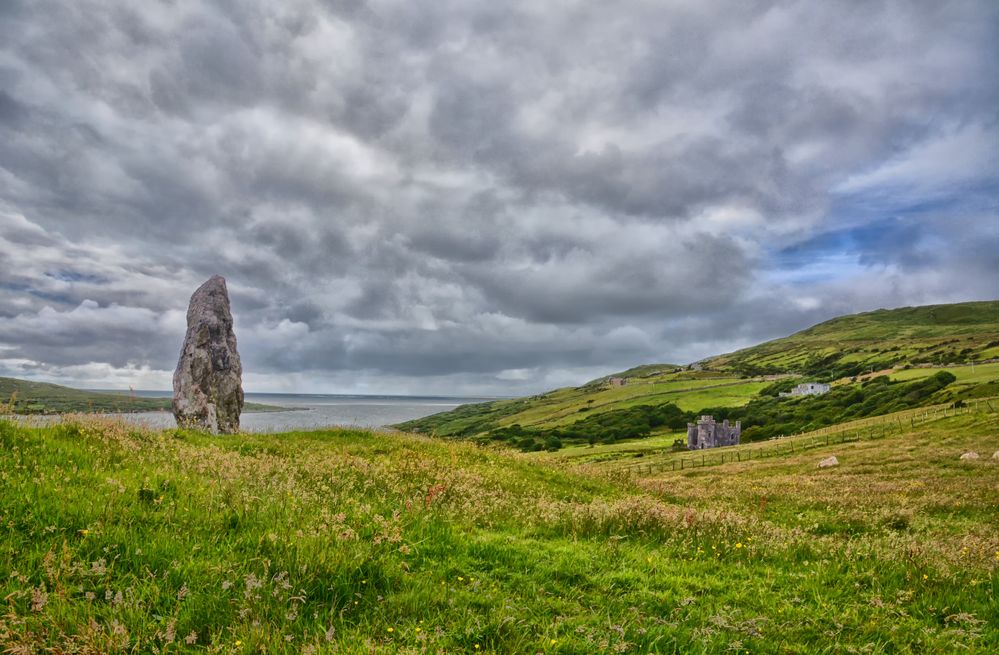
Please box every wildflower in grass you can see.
[387,627,394,633]
[31,587,48,612]
[736,543,743,549]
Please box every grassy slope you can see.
[1,413,996,653]
[705,300,999,375]
[396,372,767,437]
[0,376,281,414]
[397,300,999,441]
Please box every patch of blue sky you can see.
[27,288,76,304]
[45,269,110,284]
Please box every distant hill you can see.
[0,377,281,414]
[395,300,999,448]
[703,300,999,378]
[588,363,682,382]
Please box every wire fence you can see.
[624,397,998,476]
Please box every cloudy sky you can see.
[1,1,997,395]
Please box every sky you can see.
[1,0,997,395]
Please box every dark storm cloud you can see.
[0,0,997,393]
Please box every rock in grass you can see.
[993,451,999,460]
[817,455,839,468]
[959,451,979,461]
[172,275,243,434]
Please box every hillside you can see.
[704,300,999,378]
[2,410,997,653]
[396,300,999,449]
[395,370,771,442]
[0,377,281,414]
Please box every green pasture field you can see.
[890,362,999,384]
[1,409,996,653]
[397,377,769,437]
[705,300,999,375]
[494,379,768,429]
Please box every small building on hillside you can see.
[607,377,626,387]
[687,415,741,450]
[780,382,831,397]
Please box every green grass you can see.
[396,377,768,438]
[1,413,997,653]
[705,300,999,377]
[0,376,282,414]
[891,362,999,384]
[400,301,999,446]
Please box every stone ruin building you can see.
[687,415,741,450]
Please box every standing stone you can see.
[172,275,243,433]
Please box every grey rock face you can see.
[172,276,243,433]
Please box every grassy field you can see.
[396,374,769,438]
[398,301,999,453]
[0,376,281,414]
[1,411,996,653]
[891,362,999,385]
[704,300,999,377]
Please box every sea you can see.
[89,391,497,432]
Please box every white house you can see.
[780,382,831,397]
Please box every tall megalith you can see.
[172,275,243,433]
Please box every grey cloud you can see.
[0,0,996,393]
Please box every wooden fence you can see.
[625,397,997,477]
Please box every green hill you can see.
[704,300,999,378]
[0,377,281,414]
[1,409,995,653]
[396,300,999,449]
